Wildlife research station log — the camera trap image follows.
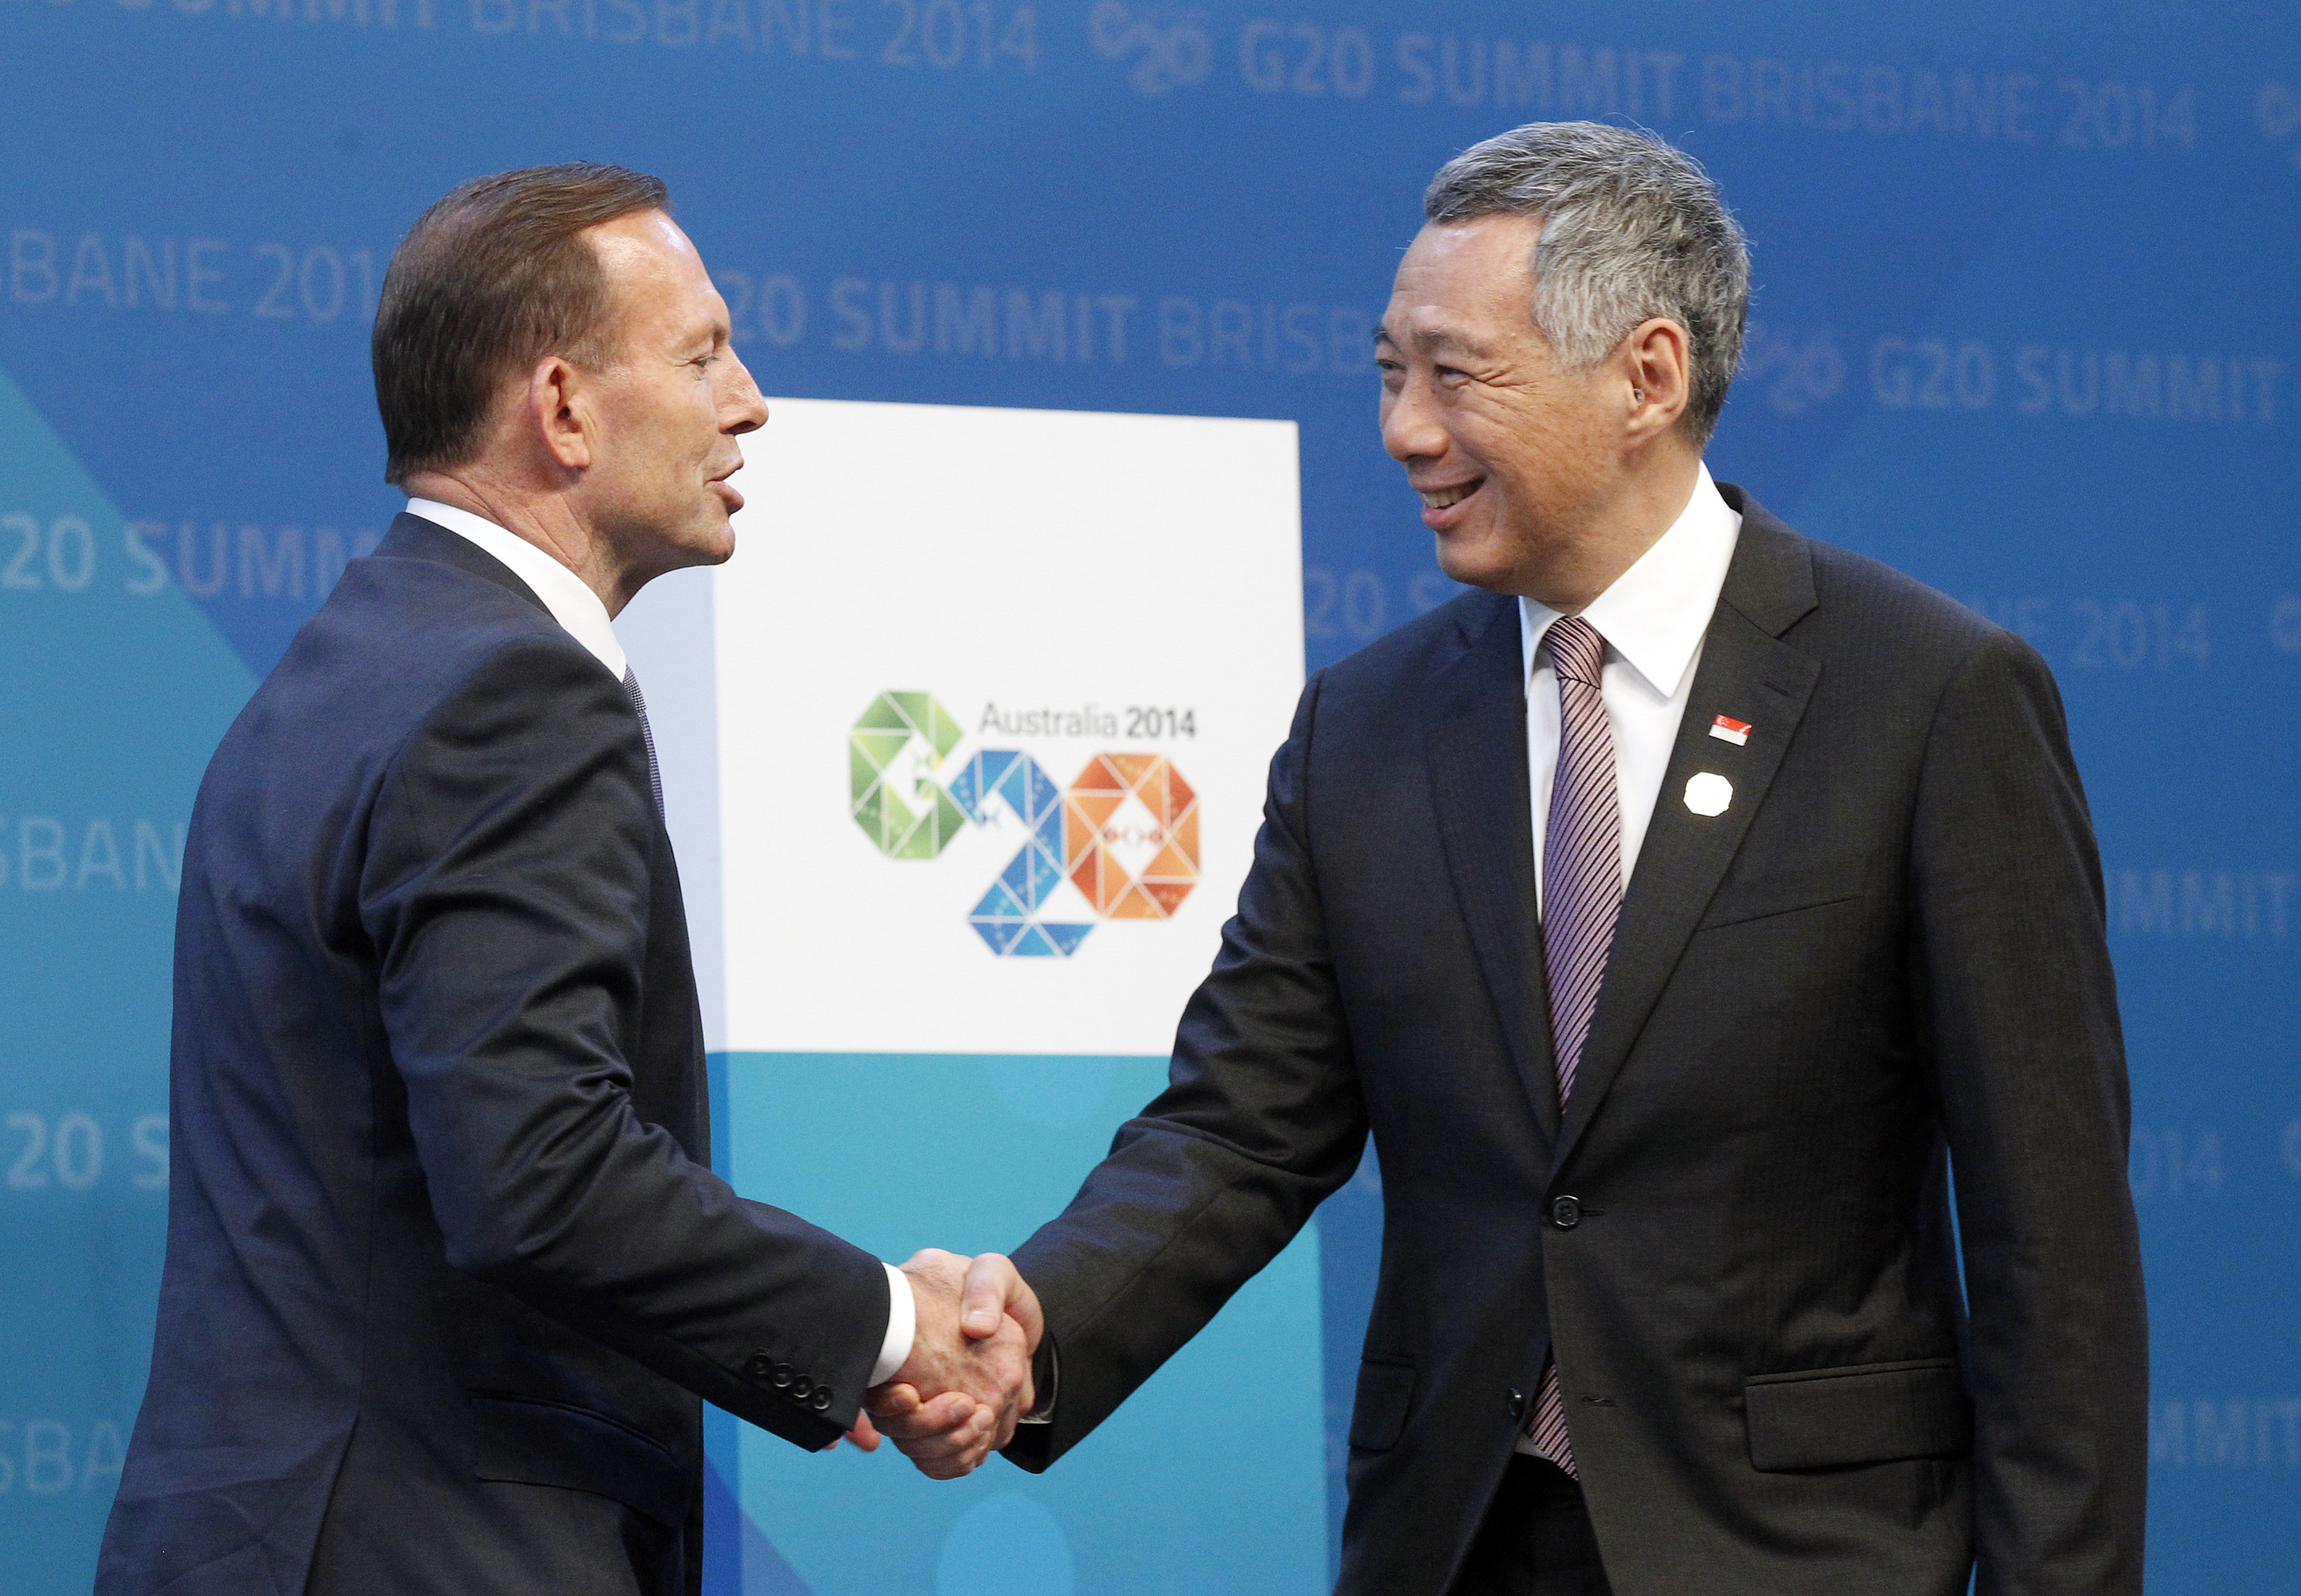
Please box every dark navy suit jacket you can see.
[98,514,888,1596]
[1006,490,2148,1596]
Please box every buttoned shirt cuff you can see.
[870,1261,915,1387]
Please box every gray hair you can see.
[1424,122,1749,445]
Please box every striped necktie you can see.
[623,666,665,817]
[1525,614,1622,1478]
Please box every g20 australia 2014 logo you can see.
[849,691,1200,959]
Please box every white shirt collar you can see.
[405,498,627,680]
[1519,464,1741,698]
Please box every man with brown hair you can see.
[97,164,1035,1595]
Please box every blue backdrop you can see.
[2,0,2296,1588]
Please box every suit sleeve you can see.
[358,637,889,1448]
[1908,628,2148,1594]
[1005,672,1368,1471]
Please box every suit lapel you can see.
[1424,591,1561,1142]
[1549,493,1822,1177]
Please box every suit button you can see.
[744,1353,775,1380]
[1508,1388,1528,1421]
[768,1362,795,1389]
[811,1388,834,1412]
[791,1375,815,1400]
[1550,1195,1582,1228]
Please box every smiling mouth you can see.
[1418,478,1484,509]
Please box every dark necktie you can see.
[1525,615,1623,1478]
[622,666,665,817]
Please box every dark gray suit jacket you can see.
[98,514,889,1596]
[1006,489,2147,1596]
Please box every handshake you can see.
[840,1248,1043,1479]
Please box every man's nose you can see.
[1381,375,1445,463]
[722,351,770,435]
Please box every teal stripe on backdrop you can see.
[708,1053,1328,1596]
[0,364,256,1589]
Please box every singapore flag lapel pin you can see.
[1708,715,1752,747]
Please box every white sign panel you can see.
[623,397,1304,1058]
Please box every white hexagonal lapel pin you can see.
[1683,772,1733,817]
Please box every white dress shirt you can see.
[405,498,916,1389]
[1519,465,1742,909]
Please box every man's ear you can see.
[1620,318,1692,441]
[528,355,592,473]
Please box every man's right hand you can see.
[866,1250,1040,1479]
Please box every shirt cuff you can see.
[1017,1334,1057,1424]
[870,1261,915,1387]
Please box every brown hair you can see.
[372,163,670,486]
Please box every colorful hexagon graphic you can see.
[849,690,969,859]
[1062,753,1201,920]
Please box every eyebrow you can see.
[1372,324,1497,362]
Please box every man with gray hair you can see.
[880,122,2147,1594]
